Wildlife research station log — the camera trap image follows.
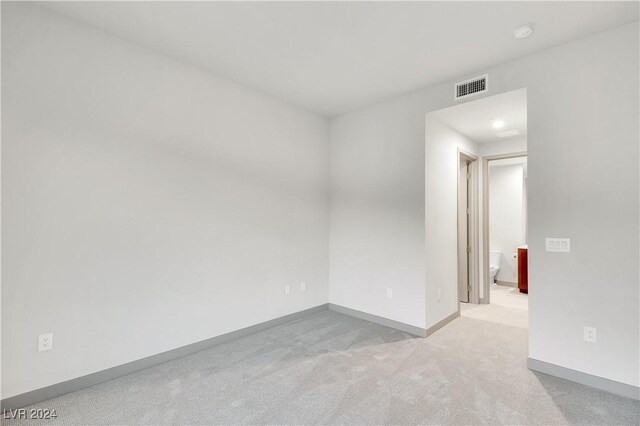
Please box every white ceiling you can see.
[430,88,526,143]
[39,1,639,116]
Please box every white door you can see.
[458,159,470,303]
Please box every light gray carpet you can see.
[3,307,639,425]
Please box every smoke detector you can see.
[513,24,534,39]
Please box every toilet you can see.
[489,251,502,286]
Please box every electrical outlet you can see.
[300,282,306,292]
[437,288,442,301]
[386,288,393,299]
[546,238,570,252]
[584,326,597,343]
[285,285,291,296]
[38,333,53,352]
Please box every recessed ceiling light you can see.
[491,119,505,130]
[513,24,534,39]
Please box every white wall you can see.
[3,2,638,399]
[489,163,525,283]
[424,120,478,327]
[1,3,329,398]
[329,22,639,387]
[328,103,428,328]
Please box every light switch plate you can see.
[386,288,393,299]
[584,326,597,343]
[546,238,570,252]
[285,285,291,296]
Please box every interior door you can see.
[458,159,470,303]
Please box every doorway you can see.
[424,88,527,309]
[424,88,528,334]
[482,153,528,304]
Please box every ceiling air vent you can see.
[455,74,488,100]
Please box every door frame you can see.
[457,149,479,304]
[481,151,527,304]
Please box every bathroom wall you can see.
[489,161,526,284]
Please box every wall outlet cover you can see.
[38,333,54,352]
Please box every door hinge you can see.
[466,246,471,254]
[466,207,470,215]
[466,172,471,180]
[468,285,472,292]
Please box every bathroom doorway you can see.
[482,154,528,305]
